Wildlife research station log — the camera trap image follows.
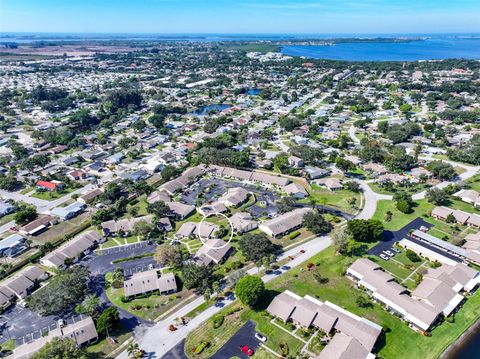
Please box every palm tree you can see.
[127,342,139,358]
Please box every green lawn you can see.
[262,246,480,359]
[306,185,361,215]
[87,324,132,357]
[30,187,76,201]
[185,302,304,359]
[106,286,192,321]
[372,199,434,231]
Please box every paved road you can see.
[354,180,392,220]
[0,183,95,213]
[413,156,480,200]
[116,236,332,359]
[348,125,361,145]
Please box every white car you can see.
[391,247,401,254]
[379,254,390,261]
[255,333,267,342]
[384,250,395,257]
[58,319,65,328]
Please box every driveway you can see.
[161,339,188,359]
[211,320,261,359]
[368,217,432,256]
[368,217,462,263]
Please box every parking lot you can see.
[211,320,262,359]
[98,240,151,256]
[180,178,278,219]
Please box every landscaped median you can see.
[184,246,480,359]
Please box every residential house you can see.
[316,178,343,191]
[259,208,311,238]
[0,234,27,258]
[194,238,232,266]
[40,231,103,268]
[50,202,86,220]
[266,290,381,359]
[124,270,177,298]
[102,215,154,236]
[230,212,258,234]
[284,182,308,199]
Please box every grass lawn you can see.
[262,246,480,359]
[106,286,192,321]
[0,213,15,227]
[30,187,76,201]
[306,186,361,215]
[87,324,132,357]
[185,302,304,359]
[252,347,277,359]
[372,199,434,231]
[0,339,14,352]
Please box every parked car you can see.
[420,226,429,232]
[379,254,390,261]
[391,247,401,254]
[239,345,254,356]
[384,250,395,257]
[57,319,65,328]
[255,333,267,342]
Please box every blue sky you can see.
[1,0,479,34]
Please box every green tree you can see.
[303,210,333,235]
[31,338,96,359]
[96,307,120,335]
[346,219,384,243]
[239,233,279,263]
[235,275,265,307]
[14,206,37,225]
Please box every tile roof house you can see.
[218,187,249,207]
[316,178,343,191]
[454,189,480,208]
[347,258,480,332]
[0,266,47,308]
[102,215,154,235]
[19,214,57,236]
[78,188,103,204]
[284,182,308,199]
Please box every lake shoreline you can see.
[439,317,480,359]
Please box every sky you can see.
[0,0,479,34]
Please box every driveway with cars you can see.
[368,217,432,256]
[211,320,261,359]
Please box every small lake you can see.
[244,88,262,96]
[191,104,232,116]
[445,324,480,359]
[281,38,480,61]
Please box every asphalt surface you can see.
[161,339,188,359]
[0,241,157,347]
[368,217,462,263]
[369,217,432,256]
[211,320,261,359]
[180,178,278,219]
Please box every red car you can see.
[239,345,254,356]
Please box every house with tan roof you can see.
[194,238,232,266]
[259,208,311,238]
[230,212,257,233]
[218,187,249,207]
[266,290,381,359]
[12,316,98,359]
[124,269,177,298]
[347,258,480,331]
